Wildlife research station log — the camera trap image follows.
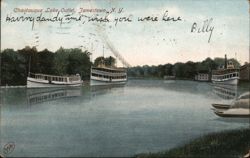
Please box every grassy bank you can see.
[136,128,250,158]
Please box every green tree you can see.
[105,56,116,67]
[94,56,116,67]
[1,49,26,85]
[173,62,185,78]
[54,47,91,79]
[66,48,91,79]
[214,57,240,69]
[54,47,70,75]
[183,61,196,78]
[18,46,38,74]
[157,64,165,78]
[164,64,174,76]
[37,49,54,74]
[94,56,105,67]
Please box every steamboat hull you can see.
[27,77,82,88]
[90,79,126,86]
[212,78,238,85]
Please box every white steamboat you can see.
[90,66,127,86]
[211,55,239,85]
[27,73,83,88]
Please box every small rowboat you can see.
[214,108,250,118]
[212,103,231,110]
[212,92,250,118]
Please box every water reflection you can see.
[212,84,238,100]
[130,80,212,95]
[0,85,126,109]
[90,84,125,98]
[0,80,249,157]
[27,88,82,105]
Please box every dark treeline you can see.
[0,46,92,86]
[128,57,240,79]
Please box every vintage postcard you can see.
[0,0,249,157]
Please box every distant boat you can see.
[211,55,239,85]
[90,66,127,86]
[212,92,250,117]
[164,75,176,80]
[27,73,83,88]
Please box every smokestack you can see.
[224,54,227,69]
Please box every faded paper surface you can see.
[0,0,249,157]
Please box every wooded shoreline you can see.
[0,46,241,86]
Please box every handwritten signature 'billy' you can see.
[191,18,214,43]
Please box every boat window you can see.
[92,73,98,77]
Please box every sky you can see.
[1,0,249,66]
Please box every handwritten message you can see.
[5,7,214,43]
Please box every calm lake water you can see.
[0,80,249,157]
